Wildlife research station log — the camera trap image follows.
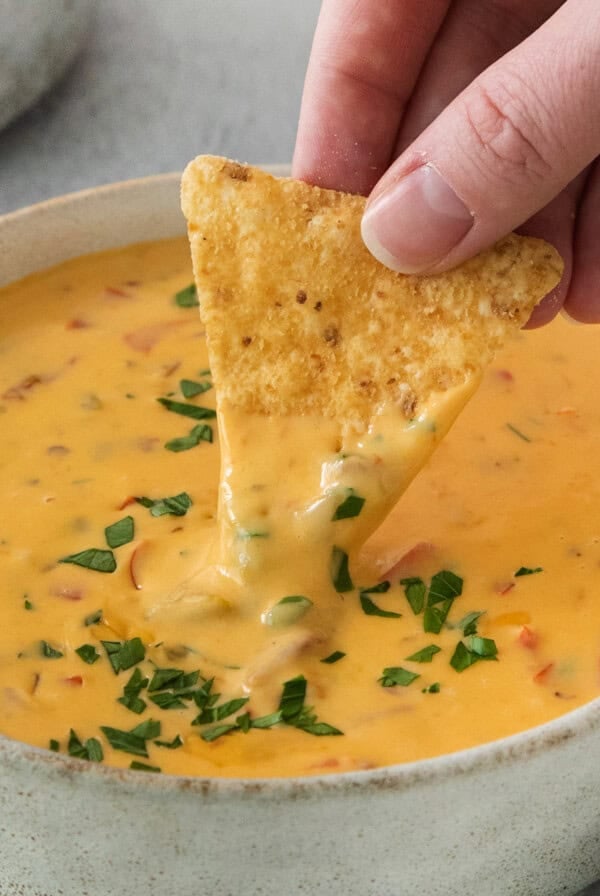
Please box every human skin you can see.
[293,0,600,325]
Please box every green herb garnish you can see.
[180,379,212,398]
[117,668,148,714]
[405,645,441,663]
[330,546,353,592]
[68,729,104,762]
[102,637,145,673]
[320,651,346,664]
[332,492,365,521]
[423,599,454,634]
[192,697,249,726]
[378,667,420,687]
[157,397,216,420]
[514,566,543,577]
[104,516,134,549]
[24,597,34,611]
[262,595,313,627]
[154,734,184,750]
[359,594,401,618]
[450,636,498,672]
[506,423,531,442]
[59,548,116,573]
[41,641,63,659]
[164,424,213,453]
[400,577,426,614]
[75,644,100,665]
[100,721,160,757]
[422,683,441,694]
[174,283,198,308]
[130,761,161,773]
[49,739,60,752]
[84,609,102,626]
[428,570,463,604]
[135,493,192,517]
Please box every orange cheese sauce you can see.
[1,236,599,778]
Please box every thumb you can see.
[361,0,600,274]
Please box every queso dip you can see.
[1,236,599,778]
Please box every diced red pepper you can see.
[518,625,539,649]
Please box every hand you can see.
[293,0,600,325]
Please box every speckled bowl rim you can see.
[1,169,598,798]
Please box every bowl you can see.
[0,0,93,131]
[1,174,600,896]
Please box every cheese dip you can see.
[1,237,599,778]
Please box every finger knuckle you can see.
[462,76,555,185]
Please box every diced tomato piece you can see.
[518,625,539,649]
[495,369,514,382]
[64,676,83,687]
[495,582,515,595]
[533,662,554,684]
[117,496,138,510]
[123,320,186,353]
[66,318,90,329]
[105,286,132,298]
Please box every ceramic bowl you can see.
[1,175,600,896]
[0,0,93,131]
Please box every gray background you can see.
[0,0,320,213]
[0,2,598,893]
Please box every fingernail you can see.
[361,164,474,273]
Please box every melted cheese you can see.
[1,237,599,778]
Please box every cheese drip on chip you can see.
[176,155,562,622]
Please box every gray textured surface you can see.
[0,0,320,213]
[0,2,598,893]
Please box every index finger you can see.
[293,0,451,195]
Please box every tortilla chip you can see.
[181,155,563,431]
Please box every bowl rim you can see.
[1,171,598,798]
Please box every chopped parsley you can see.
[59,548,116,573]
[450,636,498,672]
[117,668,149,714]
[422,683,441,694]
[320,651,346,664]
[75,644,100,665]
[262,595,313,627]
[164,423,213,452]
[104,516,134,549]
[330,547,353,592]
[174,283,199,307]
[157,397,216,420]
[332,491,365,521]
[41,641,63,659]
[514,566,543,577]
[49,739,60,752]
[180,378,212,398]
[135,492,192,517]
[506,423,531,442]
[84,609,102,626]
[100,719,161,757]
[378,667,420,688]
[359,594,401,618]
[154,734,184,750]
[457,611,484,636]
[102,637,145,673]
[68,730,104,762]
[423,599,454,635]
[428,570,463,603]
[405,645,441,663]
[130,761,161,773]
[23,597,34,611]
[400,577,426,614]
